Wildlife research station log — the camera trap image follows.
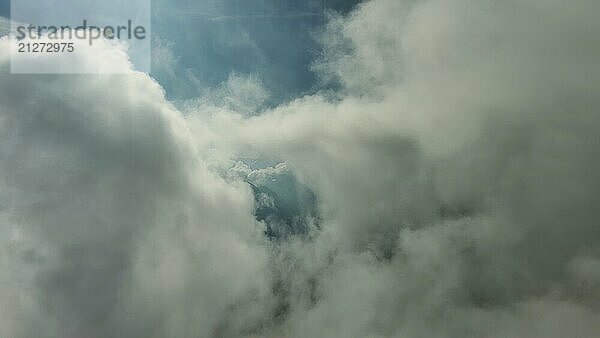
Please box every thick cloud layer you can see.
[1,0,600,337]
[0,38,270,337]
[190,0,600,336]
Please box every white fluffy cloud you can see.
[2,0,600,337]
[0,36,269,337]
[189,0,600,336]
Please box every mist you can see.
[1,0,600,337]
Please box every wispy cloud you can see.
[0,16,9,36]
